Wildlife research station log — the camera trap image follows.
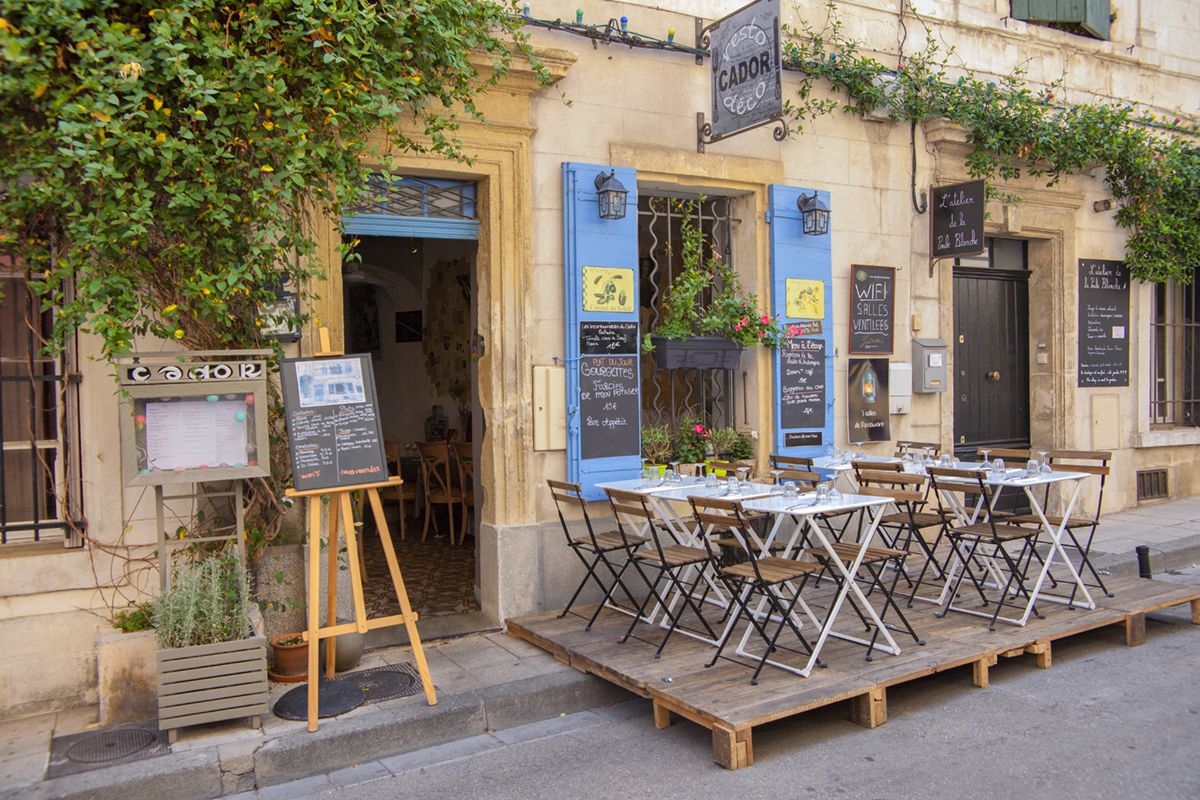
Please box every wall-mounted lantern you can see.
[594,170,628,221]
[798,191,830,236]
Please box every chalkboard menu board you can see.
[579,355,640,459]
[780,337,826,430]
[931,180,985,258]
[580,321,639,355]
[848,358,890,443]
[849,265,895,354]
[280,354,388,492]
[1078,259,1130,387]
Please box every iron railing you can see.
[1151,275,1200,426]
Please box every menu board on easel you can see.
[280,354,387,492]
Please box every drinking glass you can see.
[854,450,865,461]
[815,483,831,504]
[784,481,799,499]
[736,467,750,490]
[1026,459,1039,477]
[901,452,914,473]
[705,471,719,488]
[769,468,783,494]
[991,458,1005,480]
[641,466,654,487]
[939,452,953,468]
[1038,450,1052,474]
[664,468,680,486]
[979,449,992,469]
[829,486,843,504]
[726,476,738,496]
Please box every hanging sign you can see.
[1077,259,1130,387]
[847,358,891,443]
[849,265,895,355]
[280,354,388,492]
[931,180,985,259]
[698,0,784,150]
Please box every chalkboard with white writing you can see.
[931,180,985,259]
[580,321,639,355]
[280,354,388,493]
[1078,259,1130,387]
[849,265,895,354]
[579,355,640,459]
[780,337,826,430]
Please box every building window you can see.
[0,261,84,546]
[1010,1,1111,41]
[1150,276,1200,427]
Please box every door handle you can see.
[986,370,1001,381]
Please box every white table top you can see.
[812,455,900,471]
[653,481,776,502]
[742,492,890,516]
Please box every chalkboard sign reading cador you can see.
[849,265,895,355]
[931,180,985,259]
[779,337,826,430]
[1077,259,1130,387]
[280,354,388,492]
[580,321,639,355]
[578,355,640,460]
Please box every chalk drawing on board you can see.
[294,359,366,407]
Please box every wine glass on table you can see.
[979,449,992,470]
[1038,450,1052,474]
[769,467,783,494]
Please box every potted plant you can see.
[643,200,783,369]
[641,423,673,472]
[152,551,268,741]
[673,415,710,471]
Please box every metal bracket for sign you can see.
[697,111,788,154]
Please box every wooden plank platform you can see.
[507,575,1199,769]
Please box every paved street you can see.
[279,572,1200,800]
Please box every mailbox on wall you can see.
[912,338,948,393]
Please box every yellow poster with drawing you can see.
[786,278,824,319]
[582,266,635,313]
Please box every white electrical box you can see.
[889,362,912,415]
[533,365,566,451]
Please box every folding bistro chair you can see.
[706,459,755,479]
[769,454,815,471]
[927,467,1045,630]
[856,468,950,605]
[690,496,824,684]
[547,480,646,628]
[606,487,719,657]
[1008,449,1114,599]
[894,440,941,458]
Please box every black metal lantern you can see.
[798,191,830,236]
[594,170,628,221]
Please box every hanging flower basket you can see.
[650,335,743,370]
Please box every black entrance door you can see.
[952,267,1030,460]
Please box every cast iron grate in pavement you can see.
[340,662,422,703]
[46,722,169,779]
[274,678,366,720]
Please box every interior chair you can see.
[379,441,421,540]
[606,487,719,658]
[417,441,462,541]
[453,441,475,545]
[690,496,823,684]
[547,480,645,628]
[927,466,1045,630]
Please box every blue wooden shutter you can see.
[769,184,834,459]
[562,163,640,500]
[1010,1,1110,40]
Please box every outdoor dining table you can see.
[812,454,902,491]
[725,491,900,678]
[933,466,1097,625]
[595,477,776,643]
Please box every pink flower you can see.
[694,423,706,435]
[734,321,745,331]
[758,329,765,339]
[740,316,749,326]
[760,314,769,324]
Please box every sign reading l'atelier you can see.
[698,0,784,150]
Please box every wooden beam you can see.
[1190,598,1199,625]
[850,687,887,728]
[1025,641,1052,669]
[653,700,672,730]
[711,725,752,769]
[1125,612,1147,647]
[972,654,997,688]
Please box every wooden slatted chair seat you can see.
[880,510,943,528]
[722,557,823,584]
[712,536,786,551]
[947,522,1039,542]
[633,544,710,567]
[1007,513,1095,528]
[825,541,908,564]
[574,530,647,550]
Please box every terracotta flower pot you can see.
[268,633,308,683]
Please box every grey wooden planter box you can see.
[650,336,743,370]
[157,635,268,740]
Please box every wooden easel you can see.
[285,328,437,732]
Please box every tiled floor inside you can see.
[362,513,479,620]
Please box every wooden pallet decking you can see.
[507,575,1200,769]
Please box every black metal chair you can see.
[606,487,719,658]
[690,496,824,684]
[855,468,951,606]
[548,480,645,629]
[927,467,1044,630]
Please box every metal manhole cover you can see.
[66,727,157,763]
[340,663,421,703]
[273,678,366,720]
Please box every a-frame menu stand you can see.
[285,329,436,732]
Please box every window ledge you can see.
[1137,428,1200,448]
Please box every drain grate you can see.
[46,723,170,780]
[272,678,366,721]
[340,663,422,703]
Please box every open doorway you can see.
[341,233,486,640]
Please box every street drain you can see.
[46,723,170,780]
[340,663,422,703]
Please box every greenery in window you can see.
[643,200,783,352]
[782,1,1199,285]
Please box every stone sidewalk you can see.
[3,494,1199,800]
